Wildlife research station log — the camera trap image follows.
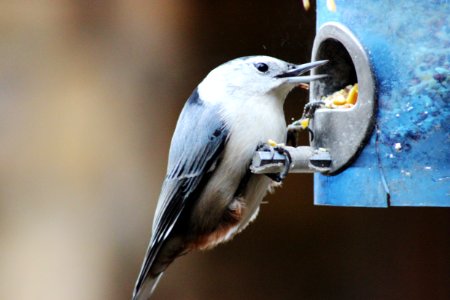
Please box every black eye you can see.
[254,63,269,73]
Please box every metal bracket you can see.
[250,146,331,175]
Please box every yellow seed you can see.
[302,0,310,11]
[300,118,310,129]
[327,0,336,12]
[343,103,354,109]
[332,94,347,106]
[267,139,277,147]
[346,83,358,105]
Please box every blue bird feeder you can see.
[308,1,450,207]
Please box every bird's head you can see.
[198,56,327,104]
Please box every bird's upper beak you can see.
[275,60,328,83]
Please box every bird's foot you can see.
[256,140,292,183]
[303,100,325,119]
[287,100,325,144]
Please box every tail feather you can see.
[132,236,186,299]
[132,273,163,300]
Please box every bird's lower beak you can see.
[276,60,328,83]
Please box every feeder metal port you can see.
[309,22,376,174]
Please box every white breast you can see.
[190,92,287,240]
[224,94,287,161]
[201,94,286,219]
[224,95,286,226]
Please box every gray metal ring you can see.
[309,22,377,175]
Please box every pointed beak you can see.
[275,60,328,83]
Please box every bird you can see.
[132,56,327,300]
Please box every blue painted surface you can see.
[314,0,450,207]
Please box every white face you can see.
[198,56,304,104]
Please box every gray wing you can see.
[133,89,229,298]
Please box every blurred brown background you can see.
[0,1,448,299]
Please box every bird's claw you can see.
[303,100,325,119]
[256,142,276,155]
[287,100,325,144]
[272,145,292,182]
[256,141,292,182]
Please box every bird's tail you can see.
[132,273,164,300]
[132,235,186,299]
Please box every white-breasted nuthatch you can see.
[132,56,327,299]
